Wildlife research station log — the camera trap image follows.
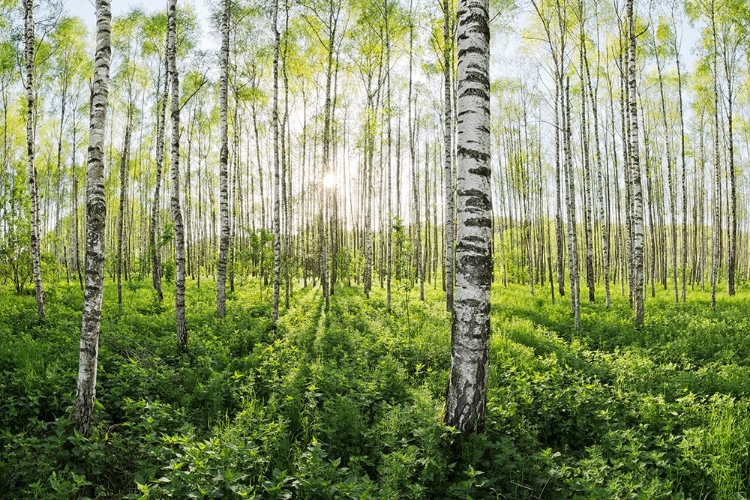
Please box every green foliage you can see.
[3,280,750,498]
[0,219,32,294]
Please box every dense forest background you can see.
[5,0,750,318]
[2,0,749,314]
[3,0,750,497]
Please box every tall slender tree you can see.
[75,0,111,437]
[443,0,455,312]
[564,78,580,329]
[24,0,45,321]
[627,0,645,327]
[444,0,491,433]
[709,0,720,310]
[217,0,230,318]
[167,0,187,347]
[272,0,281,323]
[116,107,133,307]
[671,2,687,302]
[150,45,168,303]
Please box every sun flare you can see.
[323,172,337,189]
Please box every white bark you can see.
[117,109,133,307]
[24,0,45,321]
[443,0,455,312]
[564,79,580,329]
[217,0,230,318]
[627,0,644,326]
[167,0,187,346]
[671,9,687,302]
[149,53,168,303]
[710,0,720,310]
[75,0,111,437]
[272,0,281,322]
[444,0,491,433]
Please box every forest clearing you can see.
[3,0,750,496]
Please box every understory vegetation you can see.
[2,279,750,499]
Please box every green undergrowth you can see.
[2,278,750,498]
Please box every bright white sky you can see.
[66,0,701,73]
[66,0,217,50]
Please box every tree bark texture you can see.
[150,54,168,303]
[272,0,281,323]
[627,0,644,327]
[444,0,491,434]
[24,0,45,322]
[167,0,187,346]
[217,0,230,318]
[75,0,111,437]
[443,0,455,313]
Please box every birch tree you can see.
[75,0,111,437]
[710,0,721,309]
[564,78,580,329]
[627,0,645,327]
[444,0,491,433]
[272,0,281,323]
[217,0,230,318]
[167,0,187,347]
[24,0,45,321]
[149,42,168,304]
[442,0,455,312]
[670,2,687,302]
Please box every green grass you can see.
[2,276,750,498]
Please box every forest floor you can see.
[2,277,750,499]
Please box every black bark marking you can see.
[467,166,491,177]
[457,145,489,163]
[459,87,490,100]
[457,241,485,254]
[464,217,491,228]
[463,192,491,211]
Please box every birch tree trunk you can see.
[150,55,168,303]
[627,0,644,327]
[363,91,374,298]
[724,45,737,297]
[54,72,69,272]
[710,0,719,310]
[319,0,338,310]
[652,25,678,303]
[584,35,610,308]
[408,3,424,302]
[443,0,455,313]
[117,108,133,307]
[385,0,393,309]
[444,0,491,433]
[24,0,45,322]
[72,111,83,290]
[564,79,580,329]
[272,0,281,323]
[672,8,687,302]
[282,0,292,308]
[217,0,230,318]
[75,0,111,437]
[579,19,595,303]
[167,0,187,347]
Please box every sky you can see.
[65,0,701,72]
[67,0,217,51]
